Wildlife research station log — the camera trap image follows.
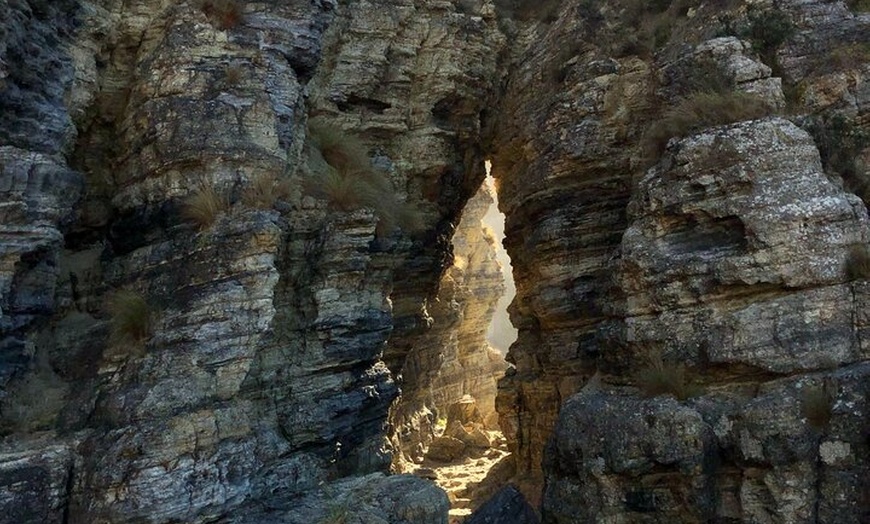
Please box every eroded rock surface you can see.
[2,0,504,522]
[223,473,449,524]
[3,0,870,522]
[545,364,870,523]
[467,484,539,524]
[488,0,870,519]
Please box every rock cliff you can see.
[1,0,504,522]
[392,182,507,465]
[2,0,870,522]
[488,0,870,520]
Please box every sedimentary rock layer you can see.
[488,0,870,519]
[1,0,505,521]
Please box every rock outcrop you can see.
[221,473,450,524]
[488,0,870,519]
[467,484,539,524]
[543,117,870,522]
[1,0,505,522]
[3,0,870,522]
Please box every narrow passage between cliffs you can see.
[412,166,518,523]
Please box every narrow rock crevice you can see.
[3,0,870,522]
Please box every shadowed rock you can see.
[466,485,539,524]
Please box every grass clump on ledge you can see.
[197,0,244,30]
[108,290,153,347]
[242,173,291,209]
[643,91,773,157]
[182,183,231,230]
[635,352,703,401]
[305,120,424,234]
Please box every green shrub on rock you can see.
[740,9,794,60]
[804,114,870,203]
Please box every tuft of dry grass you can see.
[108,290,152,347]
[198,0,244,30]
[182,184,231,229]
[635,352,703,401]
[242,173,291,209]
[304,168,374,211]
[306,121,424,234]
[223,63,245,87]
[846,244,870,280]
[643,91,773,158]
[801,383,833,429]
[308,121,377,177]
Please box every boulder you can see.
[426,436,467,463]
[466,485,539,524]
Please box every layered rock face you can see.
[544,117,870,522]
[429,185,507,429]
[1,0,504,522]
[488,0,870,520]
[491,5,659,497]
[3,0,870,522]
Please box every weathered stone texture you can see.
[0,437,75,524]
[467,484,539,524]
[491,5,658,497]
[2,0,504,522]
[613,118,870,373]
[0,149,82,389]
[544,364,870,523]
[308,0,507,383]
[302,0,507,468]
[432,185,507,427]
[223,473,450,524]
[4,0,870,522]
[488,0,870,518]
[0,0,85,390]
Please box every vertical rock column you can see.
[488,5,657,498]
